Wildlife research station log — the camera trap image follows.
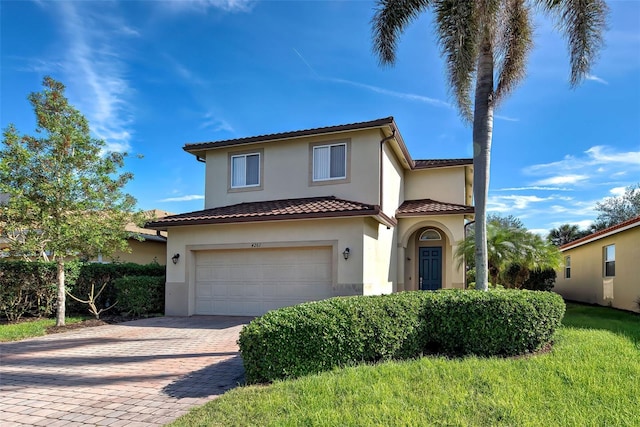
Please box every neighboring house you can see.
[97,209,173,265]
[1,206,172,265]
[554,216,640,313]
[146,117,474,316]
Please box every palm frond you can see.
[434,0,481,121]
[495,0,533,102]
[372,0,431,65]
[538,0,608,86]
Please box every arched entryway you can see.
[397,220,462,291]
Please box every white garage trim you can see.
[190,242,337,316]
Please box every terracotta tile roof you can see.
[145,196,396,229]
[396,199,474,217]
[413,159,473,169]
[184,117,396,153]
[560,215,640,251]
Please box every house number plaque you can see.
[251,243,262,248]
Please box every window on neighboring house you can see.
[231,153,260,188]
[565,256,571,279]
[604,244,615,277]
[313,143,346,181]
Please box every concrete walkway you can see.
[0,316,252,426]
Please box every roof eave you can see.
[183,117,396,156]
[560,217,640,251]
[146,209,396,230]
[396,210,475,218]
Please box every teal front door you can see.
[419,247,442,290]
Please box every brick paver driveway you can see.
[0,316,252,426]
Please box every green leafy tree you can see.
[372,0,607,290]
[456,215,561,287]
[592,183,640,231]
[547,223,589,246]
[0,77,140,326]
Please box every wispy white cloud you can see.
[291,47,451,110]
[57,2,135,152]
[160,195,205,202]
[329,77,452,109]
[609,186,627,196]
[585,74,609,85]
[162,0,255,13]
[585,145,640,164]
[495,114,519,122]
[162,53,208,87]
[200,113,234,132]
[293,48,320,78]
[524,145,640,189]
[533,174,590,186]
[488,194,555,212]
[493,186,572,192]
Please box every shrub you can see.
[522,268,556,291]
[0,260,164,318]
[67,262,165,314]
[0,261,80,321]
[239,289,565,384]
[113,275,165,316]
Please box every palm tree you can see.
[547,223,586,246]
[455,216,561,287]
[372,0,608,290]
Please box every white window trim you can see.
[604,244,615,277]
[312,143,347,182]
[420,229,442,241]
[230,152,261,189]
[564,256,571,279]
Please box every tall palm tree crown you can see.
[372,0,608,290]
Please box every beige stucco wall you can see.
[107,239,167,265]
[381,141,404,217]
[554,226,640,312]
[362,219,396,295]
[203,129,383,209]
[164,217,394,316]
[397,215,466,291]
[404,167,467,204]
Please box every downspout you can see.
[463,220,476,289]
[379,127,396,218]
[196,155,205,163]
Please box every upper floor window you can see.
[313,143,346,181]
[604,244,615,277]
[565,256,571,279]
[231,152,260,188]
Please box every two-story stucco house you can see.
[147,117,474,316]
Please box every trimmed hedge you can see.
[239,290,565,384]
[114,275,165,316]
[0,261,77,321]
[0,260,165,319]
[67,262,165,314]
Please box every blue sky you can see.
[2,0,639,234]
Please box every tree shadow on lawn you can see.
[162,354,245,399]
[562,302,640,345]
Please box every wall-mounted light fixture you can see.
[171,253,180,264]
[342,248,350,260]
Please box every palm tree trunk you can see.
[56,259,66,327]
[473,38,495,291]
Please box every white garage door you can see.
[195,246,334,316]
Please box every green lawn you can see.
[0,316,89,342]
[171,303,640,427]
